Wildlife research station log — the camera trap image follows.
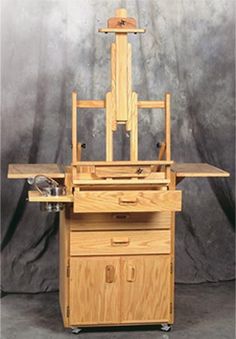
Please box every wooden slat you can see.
[171,163,230,177]
[130,92,138,160]
[77,100,105,108]
[165,93,171,161]
[138,101,165,109]
[154,142,166,172]
[28,191,73,202]
[70,230,170,256]
[99,28,145,33]
[73,178,169,185]
[76,184,169,191]
[115,32,128,121]
[111,43,117,131]
[64,166,73,195]
[74,160,173,166]
[8,163,65,179]
[126,43,132,132]
[59,208,70,327]
[72,92,77,164]
[106,92,113,161]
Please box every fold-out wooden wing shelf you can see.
[8,163,65,179]
[171,163,229,178]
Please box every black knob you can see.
[136,167,143,174]
[156,142,161,148]
[81,143,86,149]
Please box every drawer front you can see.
[70,230,170,256]
[69,211,171,231]
[73,190,182,213]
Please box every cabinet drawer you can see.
[70,230,170,256]
[69,211,171,231]
[73,190,182,213]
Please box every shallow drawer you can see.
[69,211,171,231]
[70,230,170,256]
[73,190,182,213]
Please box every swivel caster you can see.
[71,327,82,334]
[160,323,172,332]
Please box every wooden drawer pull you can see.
[111,237,130,246]
[127,265,136,282]
[112,213,130,220]
[105,265,115,283]
[119,197,138,206]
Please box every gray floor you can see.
[1,281,235,339]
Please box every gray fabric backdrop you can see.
[1,0,235,293]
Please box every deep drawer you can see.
[70,230,171,256]
[73,190,182,213]
[69,211,172,231]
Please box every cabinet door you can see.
[69,257,120,325]
[121,255,171,323]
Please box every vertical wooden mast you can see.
[104,8,143,161]
[71,8,171,170]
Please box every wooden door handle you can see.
[105,265,115,283]
[127,265,136,282]
[119,197,138,206]
[111,237,130,246]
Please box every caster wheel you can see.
[71,327,82,334]
[160,323,172,332]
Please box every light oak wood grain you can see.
[77,100,105,108]
[74,160,173,166]
[95,165,154,178]
[98,28,146,33]
[108,17,136,30]
[121,255,170,323]
[72,92,77,164]
[130,92,138,160]
[111,43,117,131]
[69,211,171,231]
[73,190,181,213]
[106,92,113,161]
[69,257,120,325]
[171,163,230,177]
[115,33,128,121]
[59,209,70,327]
[73,178,170,185]
[138,101,165,109]
[28,191,73,202]
[70,230,170,256]
[8,163,65,179]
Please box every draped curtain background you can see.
[1,0,235,292]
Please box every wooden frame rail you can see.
[72,160,173,166]
[76,100,166,109]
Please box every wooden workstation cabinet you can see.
[8,8,229,332]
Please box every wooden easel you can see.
[8,8,229,333]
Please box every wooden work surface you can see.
[171,163,229,177]
[8,163,65,179]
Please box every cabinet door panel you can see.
[69,257,120,325]
[121,255,170,323]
